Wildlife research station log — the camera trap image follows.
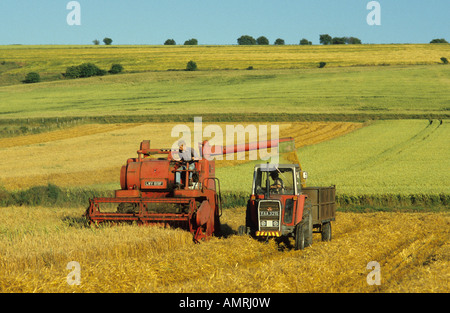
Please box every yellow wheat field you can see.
[0,123,140,149]
[1,44,449,77]
[0,206,448,293]
[0,121,362,190]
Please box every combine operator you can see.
[173,140,199,188]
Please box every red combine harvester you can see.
[84,137,293,242]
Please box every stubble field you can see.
[0,206,448,293]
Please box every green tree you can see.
[300,38,312,45]
[64,63,106,79]
[346,37,362,44]
[274,38,285,45]
[332,37,346,45]
[319,34,332,45]
[237,35,256,45]
[103,37,113,45]
[256,36,269,45]
[164,39,176,45]
[184,38,198,45]
[186,60,197,71]
[430,38,448,44]
[184,38,198,46]
[93,39,100,45]
[64,66,81,79]
[23,72,40,84]
[78,63,102,77]
[109,64,124,74]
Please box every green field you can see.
[1,44,449,120]
[0,65,449,120]
[216,119,450,197]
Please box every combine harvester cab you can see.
[84,138,294,242]
[241,163,336,250]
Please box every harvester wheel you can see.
[321,222,332,241]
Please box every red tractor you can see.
[239,163,336,250]
[84,138,292,242]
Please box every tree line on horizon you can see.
[162,36,448,46]
[92,35,448,46]
[161,35,361,46]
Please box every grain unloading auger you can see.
[84,137,295,242]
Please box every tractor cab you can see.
[252,164,304,197]
[244,164,308,239]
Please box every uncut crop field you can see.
[1,65,449,119]
[1,119,448,197]
[0,121,361,190]
[1,44,448,85]
[217,119,450,196]
[0,206,448,293]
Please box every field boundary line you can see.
[346,120,442,172]
[1,114,449,126]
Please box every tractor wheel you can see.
[294,223,305,250]
[303,208,313,247]
[294,209,313,250]
[321,222,332,241]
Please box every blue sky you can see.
[0,0,449,45]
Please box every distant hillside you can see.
[0,44,448,85]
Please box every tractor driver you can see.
[270,171,284,194]
[174,140,199,187]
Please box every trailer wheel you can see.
[321,222,332,241]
